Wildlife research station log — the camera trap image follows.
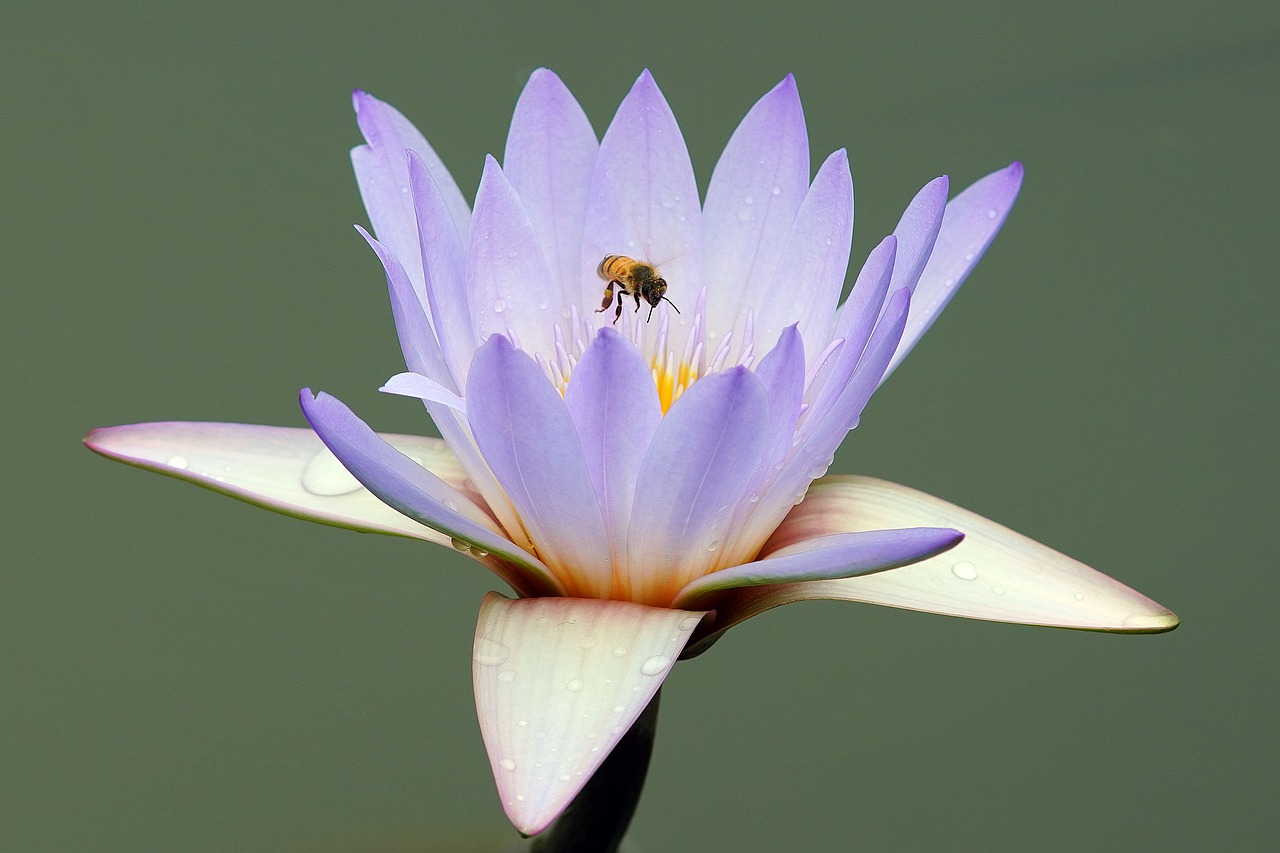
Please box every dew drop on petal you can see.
[450,537,469,551]
[678,616,701,632]
[580,636,597,649]
[706,539,720,552]
[473,638,509,667]
[558,773,571,782]
[498,669,516,683]
[1074,592,1085,601]
[300,449,363,496]
[166,455,188,470]
[951,561,978,581]
[987,208,998,219]
[517,719,528,727]
[613,646,628,657]
[772,185,781,195]
[493,298,506,313]
[640,655,670,676]
[499,758,516,771]
[538,298,549,310]
[613,704,626,714]
[566,679,583,692]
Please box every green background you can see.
[5,1,1275,850]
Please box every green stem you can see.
[529,690,661,853]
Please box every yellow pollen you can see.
[652,353,699,414]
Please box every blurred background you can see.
[4,1,1275,850]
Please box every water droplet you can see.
[951,561,978,581]
[166,455,188,470]
[1122,613,1171,629]
[678,616,701,631]
[473,638,509,667]
[640,655,670,676]
[300,449,363,496]
[612,646,628,657]
[515,794,525,802]
[991,585,1006,596]
[580,636,597,649]
[499,758,516,771]
[558,773,571,782]
[498,669,516,683]
[493,298,506,313]
[964,252,974,262]
[744,195,754,204]
[613,704,626,713]
[737,208,752,222]
[591,746,601,753]
[566,679,583,692]
[1074,592,1085,601]
[748,492,760,503]
[517,719,528,727]
[450,537,469,551]
[470,547,490,558]
[987,208,998,219]
[771,185,781,195]
[538,298,549,310]
[706,539,720,552]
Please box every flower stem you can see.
[529,690,661,853]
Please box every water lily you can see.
[86,69,1177,842]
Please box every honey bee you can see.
[595,254,681,324]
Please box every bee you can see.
[595,254,681,324]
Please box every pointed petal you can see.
[84,422,468,545]
[562,328,662,553]
[504,69,599,302]
[627,367,769,605]
[581,70,701,327]
[703,74,809,337]
[750,324,806,476]
[466,336,613,597]
[673,526,962,608]
[468,156,561,359]
[300,390,562,597]
[754,149,854,365]
[889,175,948,297]
[473,593,705,836]
[711,476,1178,640]
[380,371,466,412]
[884,162,1024,379]
[350,91,470,298]
[408,151,474,385]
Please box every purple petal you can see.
[380,371,465,412]
[884,162,1025,379]
[408,151,474,385]
[350,91,470,297]
[466,335,613,597]
[889,176,948,297]
[468,156,561,360]
[674,526,963,608]
[473,593,705,835]
[504,69,599,306]
[562,328,662,554]
[702,74,810,338]
[299,390,562,597]
[581,70,702,334]
[626,367,769,605]
[752,148,854,364]
[748,323,806,482]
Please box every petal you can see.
[350,91,470,297]
[380,371,466,412]
[300,389,563,597]
[753,149,854,365]
[627,367,769,605]
[889,175,948,297]
[711,476,1178,640]
[673,526,962,609]
[884,162,1025,379]
[702,74,809,337]
[504,68,599,303]
[468,156,561,360]
[581,70,701,329]
[84,422,465,546]
[750,324,806,477]
[562,328,662,555]
[472,593,705,836]
[466,335,613,597]
[409,151,474,385]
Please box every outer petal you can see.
[350,91,470,297]
[702,74,809,338]
[707,476,1178,644]
[300,390,563,597]
[888,175,948,298]
[627,367,769,605]
[84,422,466,546]
[884,162,1024,379]
[466,335,613,597]
[473,593,705,836]
[753,149,854,366]
[504,68,599,304]
[468,156,561,360]
[380,371,466,412]
[562,327,662,558]
[673,526,962,609]
[581,70,701,330]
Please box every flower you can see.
[85,69,1177,836]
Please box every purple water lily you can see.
[86,69,1177,838]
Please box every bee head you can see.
[642,278,668,307]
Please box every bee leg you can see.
[596,281,617,313]
[612,298,623,324]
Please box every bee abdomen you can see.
[597,254,624,280]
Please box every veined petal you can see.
[581,70,701,330]
[409,151,474,385]
[466,335,613,597]
[473,593,705,836]
[627,367,769,605]
[703,74,809,338]
[468,156,561,360]
[711,476,1178,640]
[884,162,1024,380]
[84,422,466,546]
[380,371,466,412]
[351,91,470,298]
[753,148,854,366]
[563,328,662,557]
[889,175,948,297]
[300,389,563,597]
[673,526,962,609]
[504,68,599,304]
